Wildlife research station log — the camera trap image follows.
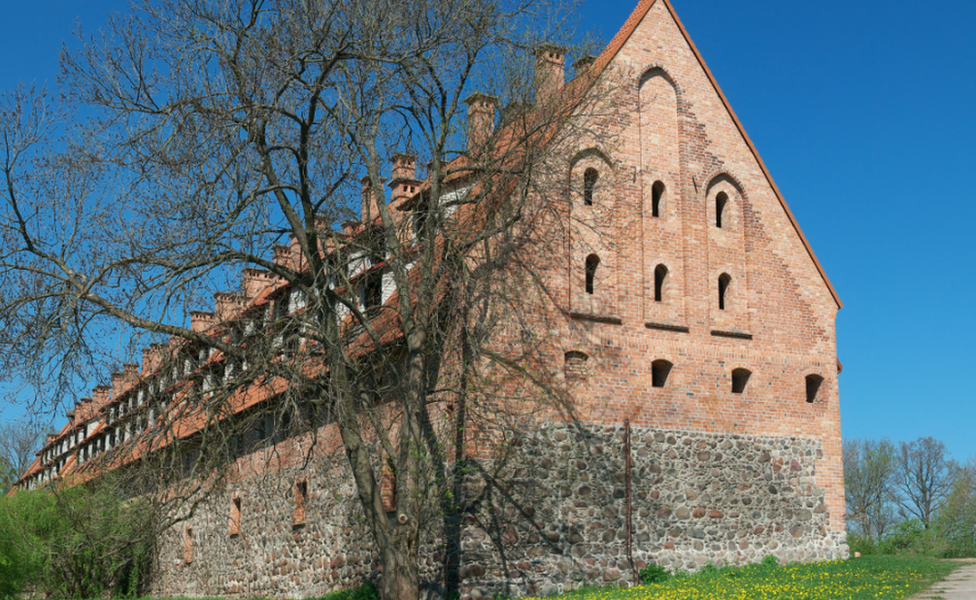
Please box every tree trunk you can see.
[381,537,420,600]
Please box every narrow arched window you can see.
[654,264,668,302]
[583,168,598,206]
[652,181,665,218]
[732,368,751,394]
[806,374,824,403]
[718,273,731,310]
[652,359,673,388]
[716,192,728,228]
[585,254,600,294]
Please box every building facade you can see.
[18,0,847,597]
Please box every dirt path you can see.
[910,560,976,600]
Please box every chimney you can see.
[341,220,361,236]
[110,364,140,399]
[92,385,111,414]
[190,310,216,333]
[242,268,277,299]
[361,176,387,224]
[389,153,421,207]
[534,45,566,104]
[214,292,244,322]
[142,343,168,375]
[78,397,93,422]
[573,55,596,76]
[464,94,497,156]
[273,245,289,267]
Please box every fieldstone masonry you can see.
[457,423,847,599]
[151,423,847,599]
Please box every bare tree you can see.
[0,0,606,598]
[0,420,45,492]
[843,437,898,541]
[897,436,958,529]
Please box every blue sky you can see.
[1,0,974,461]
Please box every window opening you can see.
[652,181,665,218]
[716,192,728,228]
[584,254,600,295]
[652,359,673,388]
[718,273,731,310]
[806,374,824,403]
[294,480,308,526]
[363,271,383,311]
[229,497,241,536]
[654,264,668,303]
[583,168,598,206]
[731,368,751,394]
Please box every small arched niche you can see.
[585,254,600,295]
[583,168,598,206]
[652,359,673,388]
[651,181,665,218]
[654,264,668,303]
[806,374,824,403]
[716,191,728,228]
[731,368,751,394]
[718,273,732,311]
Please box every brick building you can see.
[17,0,847,596]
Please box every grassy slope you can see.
[537,556,958,600]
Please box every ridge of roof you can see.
[589,0,842,309]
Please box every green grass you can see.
[533,556,958,600]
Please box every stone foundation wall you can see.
[151,423,847,599]
[457,423,848,599]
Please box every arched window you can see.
[585,254,600,294]
[716,192,728,228]
[583,168,598,206]
[718,273,731,310]
[654,264,668,302]
[806,374,824,403]
[652,181,665,218]
[652,359,673,388]
[731,368,751,394]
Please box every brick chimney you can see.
[78,397,94,422]
[389,154,421,208]
[534,45,566,104]
[361,176,388,224]
[214,292,244,322]
[92,385,111,414]
[142,343,168,375]
[242,268,277,299]
[464,94,497,156]
[110,364,140,399]
[190,310,216,333]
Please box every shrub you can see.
[638,563,671,584]
[319,582,380,600]
[760,554,779,568]
[0,478,155,598]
